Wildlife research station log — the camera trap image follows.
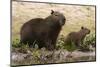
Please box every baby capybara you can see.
[20,10,66,50]
[64,26,90,48]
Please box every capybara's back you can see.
[20,18,44,46]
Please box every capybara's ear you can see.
[81,26,84,29]
[51,10,54,14]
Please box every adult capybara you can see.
[64,26,90,48]
[20,10,66,50]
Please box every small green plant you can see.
[12,39,21,48]
[83,33,96,47]
[63,40,77,52]
[56,35,65,49]
[79,33,96,51]
[32,49,41,63]
[32,50,40,58]
[56,35,78,51]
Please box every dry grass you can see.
[12,1,95,40]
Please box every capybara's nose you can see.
[63,18,66,21]
[88,30,90,34]
[89,30,90,33]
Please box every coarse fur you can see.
[20,10,66,50]
[64,26,90,48]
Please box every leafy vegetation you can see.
[83,33,96,47]
[56,33,96,52]
[12,34,96,65]
[79,33,96,51]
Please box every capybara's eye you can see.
[55,14,58,16]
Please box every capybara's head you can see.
[81,26,90,34]
[50,10,66,26]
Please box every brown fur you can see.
[64,27,90,47]
[20,10,66,50]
